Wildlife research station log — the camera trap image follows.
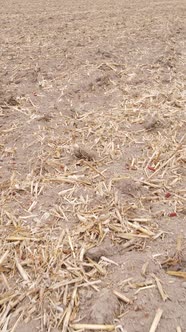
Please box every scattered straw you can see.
[149,308,163,332]
[113,290,131,304]
[9,311,24,332]
[153,275,169,302]
[14,254,30,282]
[0,3,185,330]
[62,287,77,332]
[71,323,115,330]
[135,284,156,294]
[141,261,149,276]
[87,257,107,276]
[0,250,9,265]
[167,271,186,279]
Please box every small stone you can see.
[181,282,186,288]
[88,289,119,324]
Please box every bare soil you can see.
[0,0,186,331]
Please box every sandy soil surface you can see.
[0,0,186,331]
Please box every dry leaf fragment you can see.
[167,271,186,279]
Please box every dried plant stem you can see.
[71,323,115,330]
[62,287,77,332]
[149,308,163,332]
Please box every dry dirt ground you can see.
[0,0,186,331]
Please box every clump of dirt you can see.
[86,238,116,261]
[6,95,19,106]
[73,144,96,161]
[143,113,159,130]
[15,321,40,332]
[86,289,119,324]
[115,178,141,198]
[15,321,59,332]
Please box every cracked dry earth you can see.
[0,0,186,331]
